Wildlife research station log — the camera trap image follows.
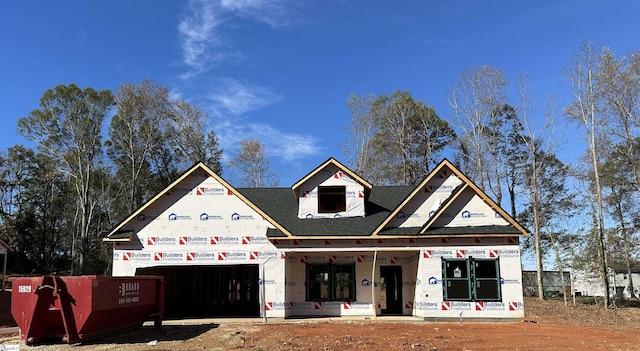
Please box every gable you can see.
[297,164,366,219]
[386,167,464,228]
[105,162,284,242]
[292,158,371,220]
[374,159,529,237]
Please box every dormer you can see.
[292,158,372,219]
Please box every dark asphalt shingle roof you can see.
[238,186,414,237]
[239,186,524,238]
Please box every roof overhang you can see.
[103,230,135,243]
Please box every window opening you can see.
[318,186,346,213]
[306,263,355,301]
[442,257,501,301]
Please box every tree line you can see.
[342,40,640,306]
[1,40,639,308]
[0,79,269,275]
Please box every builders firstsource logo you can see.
[218,252,247,261]
[210,236,239,245]
[195,187,226,196]
[147,236,176,246]
[241,236,269,245]
[186,252,216,261]
[153,252,183,262]
[179,236,208,245]
[121,252,152,261]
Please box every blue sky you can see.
[1,0,639,187]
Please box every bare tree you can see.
[343,91,455,185]
[228,139,279,188]
[564,39,611,307]
[518,75,576,302]
[107,79,171,213]
[448,65,508,204]
[168,99,223,173]
[342,93,378,180]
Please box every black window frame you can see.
[305,263,355,301]
[317,186,346,213]
[442,257,501,302]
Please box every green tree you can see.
[601,141,640,298]
[519,151,575,301]
[17,83,114,274]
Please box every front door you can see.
[380,266,403,315]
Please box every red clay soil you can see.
[2,290,640,350]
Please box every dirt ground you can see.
[3,290,640,350]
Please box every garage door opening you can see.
[137,265,259,318]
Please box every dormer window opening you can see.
[318,186,346,213]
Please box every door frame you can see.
[379,265,403,315]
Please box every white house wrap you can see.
[105,158,529,320]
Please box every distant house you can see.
[0,238,10,291]
[522,270,571,297]
[573,269,640,298]
[104,158,530,320]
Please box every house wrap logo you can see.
[154,252,183,261]
[425,184,454,193]
[122,252,152,261]
[195,186,226,196]
[242,236,269,245]
[168,213,192,221]
[417,301,439,311]
[210,236,239,245]
[465,249,486,256]
[137,213,158,221]
[218,252,247,260]
[231,212,254,220]
[147,236,176,246]
[498,249,520,257]
[461,210,487,219]
[186,252,216,261]
[200,213,223,220]
[179,236,208,245]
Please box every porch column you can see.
[371,249,378,319]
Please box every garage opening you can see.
[137,265,259,318]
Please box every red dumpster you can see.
[10,275,164,345]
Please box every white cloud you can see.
[219,0,294,28]
[178,0,219,74]
[247,123,322,161]
[178,0,294,77]
[178,0,246,77]
[214,119,322,162]
[207,78,282,116]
